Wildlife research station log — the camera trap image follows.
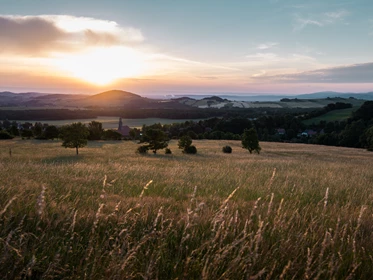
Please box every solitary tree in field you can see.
[59,122,89,155]
[141,128,169,154]
[178,135,192,150]
[178,135,197,154]
[242,128,261,154]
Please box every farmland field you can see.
[303,107,356,125]
[1,139,373,278]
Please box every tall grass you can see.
[1,139,373,278]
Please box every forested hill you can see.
[1,89,373,109]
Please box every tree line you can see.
[2,100,373,151]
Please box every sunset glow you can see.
[52,47,146,86]
[0,1,372,95]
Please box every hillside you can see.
[1,90,372,109]
[78,90,149,107]
[1,140,373,278]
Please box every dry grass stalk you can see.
[0,196,17,217]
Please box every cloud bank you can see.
[0,15,144,54]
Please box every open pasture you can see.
[1,140,373,279]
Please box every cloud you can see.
[256,62,373,83]
[197,76,219,80]
[246,52,279,61]
[293,15,323,31]
[324,10,348,21]
[245,52,316,65]
[0,15,144,54]
[256,42,279,50]
[0,16,66,53]
[293,9,348,31]
[147,53,240,71]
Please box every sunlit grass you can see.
[1,139,373,278]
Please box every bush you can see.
[184,145,197,154]
[136,145,148,154]
[0,130,14,139]
[222,145,232,153]
[165,148,172,154]
[102,130,122,140]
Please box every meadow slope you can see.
[1,140,373,279]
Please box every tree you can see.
[242,128,261,154]
[8,124,19,137]
[178,135,192,150]
[178,135,197,154]
[141,129,169,154]
[43,125,59,140]
[59,122,89,155]
[33,122,43,139]
[21,129,34,139]
[362,126,373,151]
[339,120,366,148]
[88,121,104,140]
[353,101,373,121]
[102,130,122,140]
[0,130,14,139]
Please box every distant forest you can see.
[1,101,373,151]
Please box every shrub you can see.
[184,145,197,154]
[102,130,122,140]
[222,145,232,153]
[136,145,148,154]
[0,130,14,139]
[165,148,172,154]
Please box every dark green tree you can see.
[129,128,141,140]
[21,129,34,139]
[8,125,19,137]
[0,130,14,139]
[353,101,373,121]
[59,122,89,155]
[178,135,197,154]
[33,122,43,139]
[102,130,122,140]
[43,125,59,140]
[339,120,366,148]
[242,128,261,154]
[362,126,373,151]
[141,129,169,154]
[178,135,192,150]
[88,121,104,140]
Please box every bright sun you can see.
[53,46,146,85]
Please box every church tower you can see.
[118,117,123,130]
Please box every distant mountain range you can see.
[0,90,372,109]
[170,91,373,102]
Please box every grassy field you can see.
[1,139,373,279]
[303,107,356,125]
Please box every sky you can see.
[0,0,373,96]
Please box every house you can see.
[301,129,317,137]
[117,118,130,136]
